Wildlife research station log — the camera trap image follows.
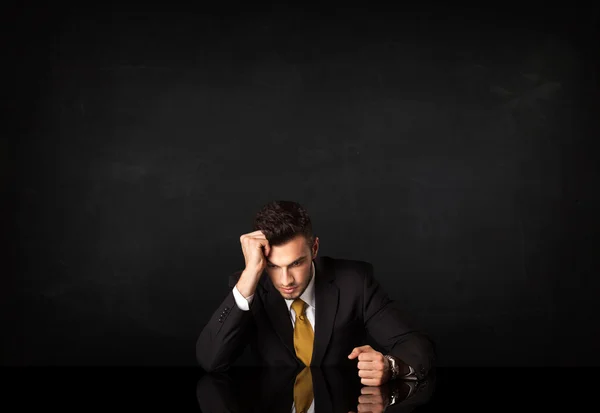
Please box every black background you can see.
[3,3,599,366]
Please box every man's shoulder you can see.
[320,255,375,284]
[325,255,372,271]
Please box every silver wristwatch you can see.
[384,354,400,380]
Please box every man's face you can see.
[265,234,319,300]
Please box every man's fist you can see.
[348,345,391,386]
[239,230,271,274]
[236,230,271,298]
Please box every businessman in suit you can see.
[196,200,436,384]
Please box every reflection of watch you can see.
[388,385,400,406]
[384,355,400,380]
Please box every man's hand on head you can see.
[348,345,391,386]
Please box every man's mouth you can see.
[281,286,296,293]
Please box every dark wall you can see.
[4,4,599,366]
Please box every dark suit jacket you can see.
[196,255,436,380]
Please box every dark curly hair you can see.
[253,200,315,252]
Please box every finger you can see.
[358,355,385,373]
[358,403,383,413]
[348,345,372,359]
[247,238,269,249]
[241,236,268,247]
[360,369,384,380]
[348,348,360,359]
[361,386,381,395]
[358,369,375,378]
[260,241,270,256]
[357,361,377,370]
[359,358,386,373]
[357,352,380,362]
[356,403,377,412]
[250,233,267,239]
[240,231,266,241]
[245,236,270,257]
[358,394,382,404]
[361,377,382,386]
[248,230,267,236]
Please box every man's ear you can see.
[312,236,319,258]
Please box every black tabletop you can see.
[3,367,595,411]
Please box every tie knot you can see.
[291,298,306,316]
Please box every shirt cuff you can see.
[232,285,254,311]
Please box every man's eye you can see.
[268,262,300,268]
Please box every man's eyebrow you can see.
[266,255,308,267]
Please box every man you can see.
[196,200,436,384]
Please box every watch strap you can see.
[384,355,399,380]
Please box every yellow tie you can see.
[293,367,314,413]
[291,298,314,366]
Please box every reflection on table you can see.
[196,365,435,413]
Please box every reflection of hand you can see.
[348,345,391,386]
[348,385,391,413]
[349,379,418,413]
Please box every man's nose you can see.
[281,270,294,285]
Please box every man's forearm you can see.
[388,332,435,380]
[361,262,436,380]
[196,290,255,372]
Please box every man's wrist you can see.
[384,355,399,380]
[384,355,413,379]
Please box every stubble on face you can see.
[279,263,313,300]
[266,234,318,300]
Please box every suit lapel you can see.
[311,256,339,366]
[264,281,298,361]
[311,367,334,413]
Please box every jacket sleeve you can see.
[195,271,257,372]
[361,263,436,380]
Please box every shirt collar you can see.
[285,260,316,311]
